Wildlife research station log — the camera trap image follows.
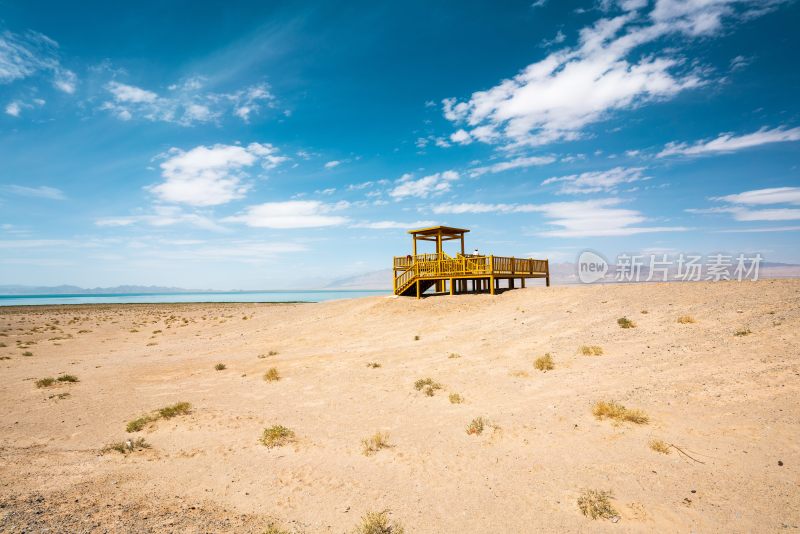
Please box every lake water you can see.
[0,290,391,306]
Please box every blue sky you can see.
[1,0,799,289]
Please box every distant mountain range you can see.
[0,285,200,296]
[323,261,800,290]
[3,261,799,295]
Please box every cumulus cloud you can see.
[0,29,77,93]
[225,200,349,229]
[433,198,686,237]
[469,155,556,177]
[441,1,784,148]
[542,166,647,194]
[147,143,288,207]
[100,78,275,126]
[657,126,800,157]
[450,129,472,145]
[389,171,460,199]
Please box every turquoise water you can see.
[0,290,390,306]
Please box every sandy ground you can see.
[0,280,798,533]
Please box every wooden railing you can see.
[393,253,548,294]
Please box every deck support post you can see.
[545,259,551,287]
[416,280,421,299]
[521,278,526,288]
[490,276,495,295]
[449,278,454,295]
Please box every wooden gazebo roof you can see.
[407,225,470,242]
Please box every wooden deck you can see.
[393,253,550,297]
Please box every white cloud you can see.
[95,205,226,231]
[4,101,21,116]
[351,220,437,230]
[107,81,157,103]
[2,184,65,200]
[657,126,800,157]
[389,171,460,199]
[689,186,800,222]
[450,129,472,145]
[0,29,77,92]
[4,97,46,117]
[148,143,288,207]
[713,187,800,206]
[433,197,686,237]
[52,68,77,93]
[324,160,341,169]
[441,1,783,148]
[225,200,349,229]
[542,166,647,193]
[689,206,800,221]
[469,155,556,177]
[541,30,566,48]
[101,79,274,126]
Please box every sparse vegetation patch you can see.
[127,401,192,432]
[734,328,752,337]
[649,439,671,454]
[56,374,79,383]
[261,425,295,448]
[158,401,191,419]
[353,510,404,534]
[102,437,151,455]
[577,489,618,520]
[580,345,604,356]
[214,363,226,370]
[677,315,696,324]
[414,377,443,396]
[466,417,485,436]
[362,432,391,456]
[264,367,281,381]
[366,362,381,368]
[35,377,55,388]
[617,317,636,328]
[592,401,648,424]
[449,393,464,404]
[534,353,554,372]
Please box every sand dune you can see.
[0,280,798,532]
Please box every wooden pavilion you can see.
[392,225,550,298]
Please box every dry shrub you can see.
[261,425,295,448]
[617,317,636,329]
[466,417,485,436]
[362,432,391,456]
[353,510,404,534]
[677,315,695,324]
[534,353,554,372]
[592,400,648,424]
[649,439,671,454]
[579,345,604,356]
[414,378,442,396]
[449,393,464,404]
[577,489,618,520]
[35,377,55,388]
[264,367,281,381]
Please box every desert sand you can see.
[0,280,798,533]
